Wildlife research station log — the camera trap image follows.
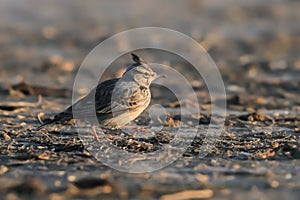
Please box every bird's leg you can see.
[91,125,100,142]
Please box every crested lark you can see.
[37,53,161,132]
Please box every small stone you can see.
[195,173,209,183]
[67,175,76,182]
[270,180,280,188]
[285,173,292,180]
[0,165,8,175]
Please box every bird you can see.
[37,53,162,138]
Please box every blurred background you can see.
[0,0,299,91]
[1,2,300,199]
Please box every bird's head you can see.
[123,53,159,88]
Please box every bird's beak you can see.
[154,74,167,80]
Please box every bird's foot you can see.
[91,125,100,142]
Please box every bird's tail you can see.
[36,107,73,131]
[36,117,57,131]
[36,112,65,130]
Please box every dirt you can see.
[0,1,300,200]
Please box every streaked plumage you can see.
[37,53,158,130]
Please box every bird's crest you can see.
[131,53,145,64]
[124,53,146,74]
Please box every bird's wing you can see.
[37,78,120,128]
[73,79,147,120]
[96,83,143,115]
[70,78,119,119]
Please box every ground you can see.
[0,1,300,200]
